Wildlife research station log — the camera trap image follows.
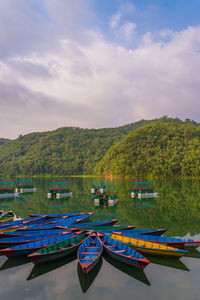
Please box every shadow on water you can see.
[0,256,30,271]
[145,255,190,271]
[103,253,151,286]
[77,258,103,293]
[185,248,200,259]
[27,252,77,281]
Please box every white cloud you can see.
[118,22,137,41]
[110,13,121,29]
[0,2,200,138]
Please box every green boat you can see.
[75,225,136,231]
[0,211,15,223]
[28,232,89,264]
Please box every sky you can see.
[1,0,200,138]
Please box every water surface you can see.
[0,177,200,300]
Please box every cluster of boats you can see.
[0,212,199,276]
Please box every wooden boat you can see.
[0,228,70,238]
[108,229,167,236]
[69,219,118,228]
[0,216,48,230]
[0,211,15,223]
[110,233,188,258]
[0,210,4,217]
[0,232,77,257]
[29,213,83,218]
[0,230,72,248]
[78,233,103,274]
[19,213,93,231]
[117,232,200,249]
[77,225,135,232]
[97,233,149,270]
[28,232,89,264]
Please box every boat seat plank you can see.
[115,250,126,252]
[81,252,98,255]
[81,258,94,261]
[107,245,117,248]
[85,246,99,249]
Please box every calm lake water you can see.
[0,177,200,300]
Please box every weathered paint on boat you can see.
[97,233,149,270]
[78,233,103,274]
[110,234,188,258]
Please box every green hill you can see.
[95,117,200,177]
[0,120,149,176]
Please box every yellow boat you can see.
[0,211,15,223]
[110,234,188,258]
[0,226,28,232]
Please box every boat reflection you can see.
[185,248,200,259]
[132,198,155,209]
[0,256,30,271]
[27,252,77,281]
[145,255,189,271]
[103,253,151,286]
[77,257,102,293]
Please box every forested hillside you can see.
[95,117,200,177]
[0,120,149,176]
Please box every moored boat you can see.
[77,225,135,232]
[0,230,72,248]
[0,228,70,238]
[97,233,149,270]
[0,211,15,223]
[19,213,93,231]
[117,232,200,249]
[110,233,188,258]
[29,213,83,218]
[69,219,118,228]
[28,232,89,264]
[0,232,77,257]
[109,229,167,236]
[78,233,103,274]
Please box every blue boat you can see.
[0,228,70,238]
[97,233,149,270]
[29,213,84,218]
[117,232,200,249]
[78,233,103,274]
[69,219,118,228]
[0,216,48,230]
[0,230,72,248]
[0,232,78,257]
[100,229,167,236]
[20,213,93,231]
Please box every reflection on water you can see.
[27,252,77,281]
[145,255,189,271]
[103,253,150,286]
[0,177,199,298]
[77,258,102,293]
[0,257,30,271]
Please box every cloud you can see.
[118,22,137,41]
[0,2,200,138]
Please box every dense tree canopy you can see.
[95,117,200,177]
[0,120,148,176]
